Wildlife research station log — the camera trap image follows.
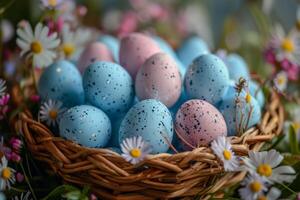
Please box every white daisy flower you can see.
[239,173,268,200]
[271,24,300,64]
[39,99,66,126]
[257,187,281,200]
[13,191,33,200]
[16,22,60,68]
[60,24,91,60]
[120,136,151,165]
[0,156,16,191]
[273,71,288,92]
[242,149,296,184]
[0,79,7,97]
[211,136,240,171]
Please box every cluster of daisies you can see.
[264,24,300,92]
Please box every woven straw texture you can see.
[15,91,284,200]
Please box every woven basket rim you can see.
[15,90,284,200]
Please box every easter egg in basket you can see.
[38,60,84,108]
[135,53,182,108]
[59,105,111,148]
[119,99,173,154]
[98,35,120,62]
[175,99,227,149]
[119,33,161,79]
[83,61,134,118]
[224,53,250,82]
[184,54,230,106]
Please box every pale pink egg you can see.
[135,53,181,107]
[78,42,113,74]
[175,100,227,149]
[119,33,161,79]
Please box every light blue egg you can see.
[218,90,261,136]
[59,105,111,148]
[98,35,120,62]
[83,61,134,118]
[153,36,177,59]
[119,99,173,154]
[249,81,265,108]
[225,54,250,82]
[107,147,122,154]
[170,88,188,118]
[0,192,6,200]
[177,36,209,67]
[38,60,84,108]
[185,54,230,105]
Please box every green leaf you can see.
[289,125,299,154]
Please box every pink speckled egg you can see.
[78,42,113,73]
[119,33,161,79]
[175,99,227,148]
[135,53,181,107]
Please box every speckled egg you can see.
[177,36,209,67]
[119,99,173,154]
[83,61,134,118]
[249,81,265,108]
[78,42,114,74]
[175,100,227,148]
[38,60,84,108]
[225,54,250,82]
[218,90,262,136]
[153,36,177,59]
[184,54,230,105]
[59,105,111,148]
[98,35,120,62]
[135,53,182,107]
[108,114,125,147]
[119,33,161,79]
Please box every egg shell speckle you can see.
[184,54,230,105]
[119,99,173,154]
[59,105,111,148]
[119,33,161,79]
[98,35,120,62]
[225,54,250,82]
[135,53,182,108]
[175,99,227,148]
[249,81,265,108]
[177,36,209,67]
[78,42,114,74]
[218,90,262,136]
[38,60,84,108]
[83,61,134,118]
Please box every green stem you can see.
[11,186,27,193]
[20,162,38,200]
[280,183,297,195]
[31,64,37,91]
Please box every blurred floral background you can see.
[0,0,300,199]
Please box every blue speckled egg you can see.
[153,36,177,59]
[249,81,265,108]
[119,99,173,154]
[177,36,209,67]
[59,105,111,148]
[108,114,125,147]
[38,60,84,108]
[83,61,134,118]
[184,54,230,105]
[98,35,120,62]
[225,54,250,82]
[218,90,261,136]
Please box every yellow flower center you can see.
[30,41,43,54]
[292,122,300,131]
[281,38,295,52]
[249,181,262,193]
[48,0,57,7]
[63,43,75,57]
[130,148,141,158]
[257,196,267,200]
[49,109,58,120]
[223,149,232,160]
[257,164,272,177]
[245,92,252,104]
[2,168,12,180]
[277,76,286,86]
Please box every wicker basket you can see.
[15,90,284,200]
